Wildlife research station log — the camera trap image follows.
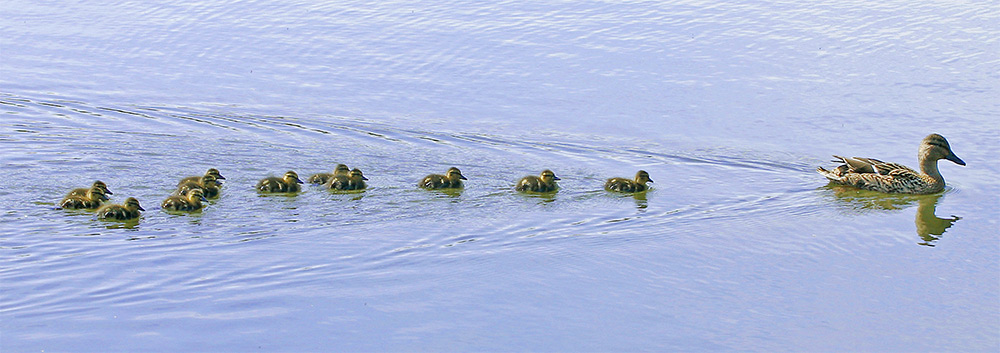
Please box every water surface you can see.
[2,0,998,351]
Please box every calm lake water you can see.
[2,0,998,351]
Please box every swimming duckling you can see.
[67,180,112,200]
[96,197,144,220]
[308,164,350,185]
[419,167,467,189]
[817,134,966,194]
[178,168,226,187]
[60,187,108,209]
[162,188,208,211]
[257,171,304,193]
[605,170,653,193]
[176,174,221,198]
[326,168,368,190]
[515,169,560,192]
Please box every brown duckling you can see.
[162,188,208,212]
[176,174,221,198]
[515,169,560,192]
[605,170,653,192]
[308,164,350,185]
[326,168,368,190]
[67,180,112,200]
[60,187,108,209]
[178,168,226,187]
[419,167,467,189]
[257,171,304,193]
[96,197,144,220]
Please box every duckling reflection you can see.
[605,170,653,193]
[176,174,221,198]
[515,169,560,193]
[420,167,466,189]
[257,171,303,193]
[308,164,350,185]
[162,189,208,212]
[178,168,226,186]
[96,197,144,220]
[824,185,960,246]
[60,187,108,209]
[68,180,112,199]
[326,168,367,191]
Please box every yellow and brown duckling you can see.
[308,164,351,185]
[60,187,108,209]
[67,180,112,199]
[257,171,304,193]
[515,169,560,192]
[326,168,368,190]
[817,134,966,194]
[96,197,144,220]
[178,168,226,187]
[419,167,467,189]
[605,170,653,193]
[176,174,221,198]
[162,188,208,212]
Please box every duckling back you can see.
[605,170,652,193]
[96,197,144,220]
[326,168,367,190]
[309,164,350,185]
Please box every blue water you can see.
[2,1,998,351]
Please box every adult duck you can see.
[817,134,965,194]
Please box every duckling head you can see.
[447,167,467,180]
[207,168,226,180]
[124,197,145,211]
[635,170,653,184]
[334,164,351,175]
[350,168,368,180]
[93,180,112,195]
[201,174,221,186]
[284,171,304,184]
[921,134,965,166]
[540,169,560,183]
[187,189,208,202]
[89,186,111,201]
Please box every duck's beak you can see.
[102,194,111,201]
[553,176,561,181]
[647,178,654,183]
[216,175,226,180]
[459,175,468,180]
[295,178,304,184]
[946,152,966,166]
[137,206,146,211]
[361,176,369,180]
[105,190,114,195]
[200,196,208,202]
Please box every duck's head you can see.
[92,180,112,195]
[89,186,111,201]
[540,169,560,183]
[284,171,304,184]
[206,168,225,180]
[201,174,221,186]
[350,168,368,180]
[635,170,653,184]
[124,197,144,211]
[447,167,467,180]
[334,164,350,176]
[187,188,208,202]
[921,134,965,166]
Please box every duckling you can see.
[605,170,653,193]
[326,168,368,190]
[178,168,226,187]
[176,174,221,198]
[96,197,144,220]
[60,187,108,209]
[515,169,560,192]
[67,180,112,200]
[817,133,966,194]
[419,167,467,189]
[257,171,303,193]
[162,188,208,211]
[308,164,350,185]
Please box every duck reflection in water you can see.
[824,185,960,246]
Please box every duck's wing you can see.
[852,157,914,175]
